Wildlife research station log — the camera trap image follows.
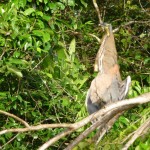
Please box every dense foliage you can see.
[0,0,149,149]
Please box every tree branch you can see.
[0,110,30,127]
[92,0,103,24]
[39,92,150,150]
[94,112,124,144]
[0,123,74,135]
[122,117,150,150]
[113,20,150,33]
[0,93,150,150]
[138,0,150,16]
[88,33,101,43]
[64,109,121,150]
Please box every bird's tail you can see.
[119,76,131,100]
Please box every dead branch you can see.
[63,20,150,43]
[113,20,150,33]
[122,117,150,150]
[0,92,150,150]
[138,0,150,16]
[94,112,124,144]
[0,133,19,149]
[87,20,150,43]
[38,128,73,150]
[64,109,122,150]
[0,110,30,127]
[0,123,74,135]
[92,0,103,24]
[39,92,150,150]
[88,33,101,43]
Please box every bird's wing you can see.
[89,73,112,104]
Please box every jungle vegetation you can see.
[0,0,149,149]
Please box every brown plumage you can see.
[86,24,131,115]
[94,24,118,73]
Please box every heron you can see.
[85,23,131,115]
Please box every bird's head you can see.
[99,23,112,36]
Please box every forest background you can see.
[0,0,149,149]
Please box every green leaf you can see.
[139,33,146,38]
[0,92,8,98]
[35,11,43,17]
[57,48,66,59]
[57,2,65,10]
[119,116,129,126]
[32,30,43,36]
[69,38,76,61]
[32,30,50,43]
[7,66,23,78]
[7,58,28,65]
[46,73,53,78]
[48,3,57,10]
[62,98,69,106]
[37,47,41,53]
[19,0,27,8]
[144,58,150,64]
[42,15,51,21]
[78,76,89,89]
[43,32,50,43]
[0,35,5,46]
[13,51,21,58]
[68,0,75,6]
[85,21,94,25]
[44,0,48,4]
[80,0,87,7]
[24,8,35,16]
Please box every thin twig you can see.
[0,110,30,127]
[94,112,124,144]
[122,117,150,150]
[92,0,103,24]
[138,0,150,16]
[113,20,150,33]
[30,54,47,71]
[0,48,6,60]
[64,110,120,150]
[38,128,73,150]
[1,133,19,149]
[88,33,101,43]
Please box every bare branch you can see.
[0,48,5,60]
[88,33,101,43]
[92,0,103,24]
[0,123,74,135]
[113,20,150,33]
[38,129,73,150]
[0,93,150,150]
[94,112,124,144]
[0,110,30,127]
[87,20,150,43]
[64,110,117,150]
[39,92,150,150]
[122,117,150,150]
[38,114,99,150]
[138,0,150,16]
[0,134,19,149]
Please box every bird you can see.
[85,23,131,115]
